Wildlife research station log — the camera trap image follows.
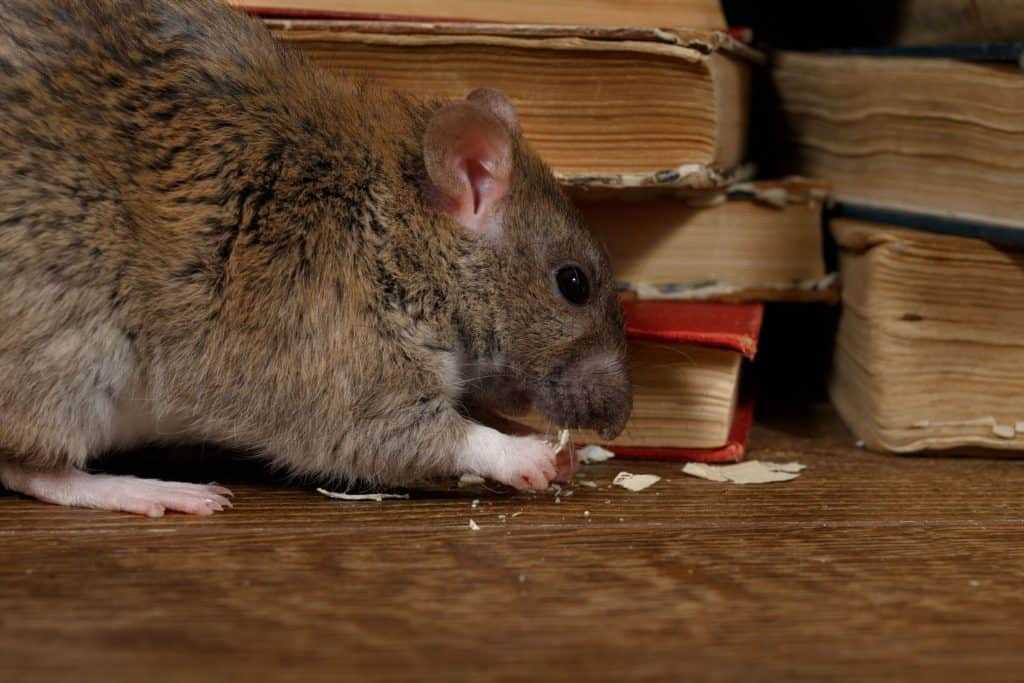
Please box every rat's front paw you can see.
[458,425,558,491]
[495,434,558,491]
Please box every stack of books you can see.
[769,8,1024,454]
[236,1,834,461]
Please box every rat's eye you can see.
[556,265,590,306]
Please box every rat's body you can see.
[0,0,631,515]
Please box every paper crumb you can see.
[551,428,571,451]
[498,514,507,522]
[317,488,410,502]
[612,472,662,492]
[578,445,615,464]
[578,480,598,488]
[468,519,480,531]
[511,511,523,518]
[458,473,486,487]
[471,499,480,509]
[993,424,1016,439]
[682,461,806,485]
[855,440,865,448]
[563,490,573,497]
[583,510,590,517]
[518,574,526,583]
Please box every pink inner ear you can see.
[465,159,491,215]
[424,101,513,236]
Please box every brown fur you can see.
[0,0,630,488]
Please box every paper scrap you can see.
[682,461,806,485]
[468,519,480,531]
[993,424,1015,439]
[612,472,661,492]
[579,445,615,464]
[577,480,598,489]
[317,488,410,502]
[458,473,486,487]
[551,428,570,451]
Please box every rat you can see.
[0,0,631,516]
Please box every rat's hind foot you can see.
[0,463,233,517]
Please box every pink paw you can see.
[458,426,559,491]
[496,434,559,491]
[0,464,233,517]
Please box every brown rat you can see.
[0,0,631,515]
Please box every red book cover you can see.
[623,300,762,360]
[613,301,763,463]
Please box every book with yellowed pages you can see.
[516,301,762,462]
[231,0,728,30]
[582,178,834,303]
[830,219,1024,454]
[772,51,1024,231]
[250,15,758,193]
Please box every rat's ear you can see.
[466,88,520,133]
[423,97,513,237]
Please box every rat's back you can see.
[0,0,306,465]
[0,0,290,192]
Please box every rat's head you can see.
[422,89,631,439]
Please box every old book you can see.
[517,301,762,461]
[256,18,757,192]
[772,51,1024,231]
[232,0,727,30]
[582,178,834,302]
[830,218,1024,453]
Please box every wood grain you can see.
[3,404,1024,681]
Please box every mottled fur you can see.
[0,0,630,492]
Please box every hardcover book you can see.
[582,178,834,302]
[518,301,763,462]
[772,50,1024,231]
[830,219,1024,453]
[252,16,758,193]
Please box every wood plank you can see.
[3,404,1024,681]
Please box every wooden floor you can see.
[3,403,1024,682]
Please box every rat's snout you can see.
[533,350,632,440]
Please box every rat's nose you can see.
[569,350,632,439]
[595,387,632,440]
